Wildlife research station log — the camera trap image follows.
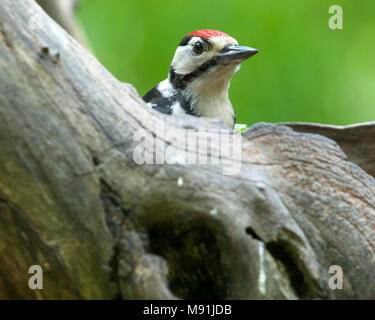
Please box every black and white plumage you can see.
[143,29,258,128]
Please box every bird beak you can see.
[217,46,258,64]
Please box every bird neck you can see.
[166,64,238,127]
[186,67,237,127]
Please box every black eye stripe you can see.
[169,56,218,90]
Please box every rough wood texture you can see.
[36,0,91,49]
[1,0,375,299]
[283,122,375,178]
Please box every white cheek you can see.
[171,46,212,75]
[171,47,193,74]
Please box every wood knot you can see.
[39,46,60,64]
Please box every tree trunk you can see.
[1,0,375,299]
[36,0,91,49]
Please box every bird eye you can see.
[193,41,205,55]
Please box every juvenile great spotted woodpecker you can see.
[143,29,258,128]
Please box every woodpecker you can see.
[143,29,258,128]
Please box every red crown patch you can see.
[185,29,233,39]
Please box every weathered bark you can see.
[1,0,375,300]
[283,122,375,179]
[36,0,91,49]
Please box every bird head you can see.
[169,29,258,92]
[143,29,258,128]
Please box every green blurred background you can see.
[76,0,375,126]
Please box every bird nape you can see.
[143,29,258,128]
